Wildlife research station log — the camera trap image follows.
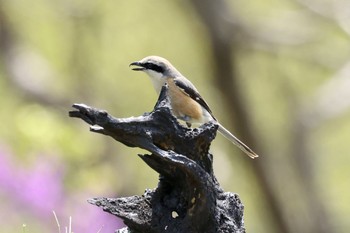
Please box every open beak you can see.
[129,61,145,71]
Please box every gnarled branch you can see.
[69,86,245,233]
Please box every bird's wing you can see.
[173,77,216,120]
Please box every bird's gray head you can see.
[130,56,181,93]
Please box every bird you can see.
[129,56,258,159]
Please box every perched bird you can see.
[130,56,258,159]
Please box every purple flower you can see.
[0,147,124,232]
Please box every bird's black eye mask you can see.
[143,62,164,73]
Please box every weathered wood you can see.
[69,85,245,233]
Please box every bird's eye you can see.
[144,62,164,73]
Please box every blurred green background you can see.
[0,0,349,232]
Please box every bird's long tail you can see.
[217,123,259,159]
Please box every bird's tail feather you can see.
[217,123,259,159]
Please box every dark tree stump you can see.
[69,86,245,233]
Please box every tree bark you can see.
[69,85,246,233]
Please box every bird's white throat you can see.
[144,70,167,94]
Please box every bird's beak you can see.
[129,61,145,71]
